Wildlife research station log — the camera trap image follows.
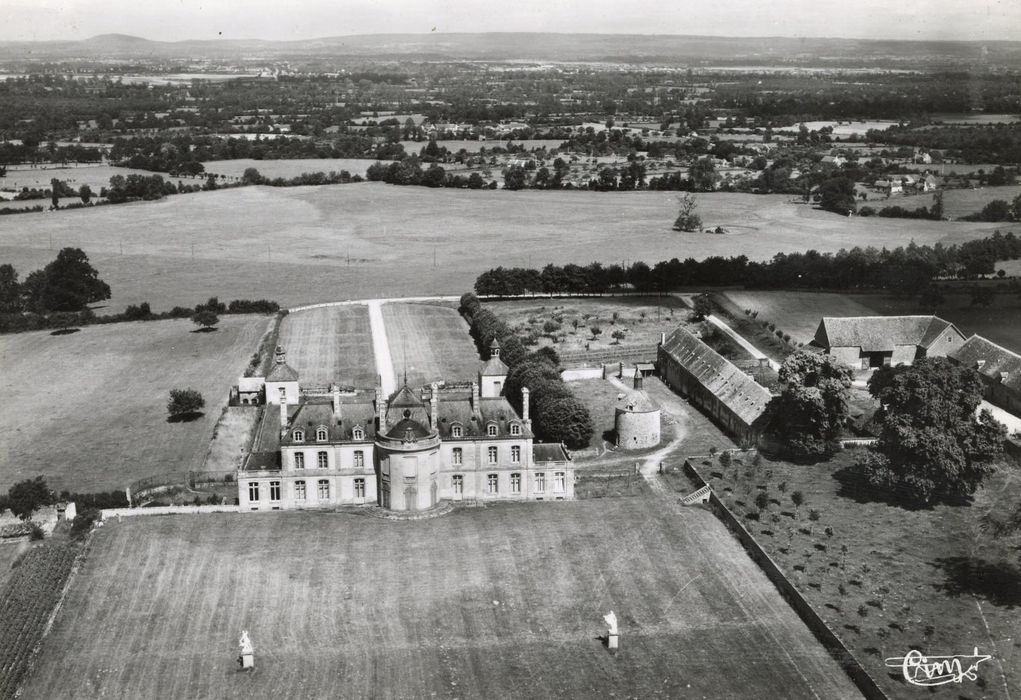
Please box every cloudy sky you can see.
[1,0,1019,42]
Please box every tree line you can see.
[459,293,594,449]
[474,231,1021,297]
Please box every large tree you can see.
[854,358,1005,505]
[6,476,56,520]
[24,248,111,312]
[167,388,205,419]
[818,177,857,216]
[0,264,21,313]
[770,351,852,457]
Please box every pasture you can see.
[400,138,565,153]
[382,302,480,386]
[0,183,1004,315]
[276,304,376,387]
[722,290,876,343]
[891,184,1021,219]
[201,158,381,180]
[0,164,169,194]
[0,316,269,494]
[22,500,861,699]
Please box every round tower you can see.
[614,368,661,450]
[374,383,441,511]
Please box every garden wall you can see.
[683,458,889,700]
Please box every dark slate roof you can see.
[813,316,960,353]
[949,335,1021,393]
[533,443,570,463]
[660,327,772,426]
[244,407,284,471]
[433,394,530,439]
[385,418,433,440]
[281,398,377,445]
[479,356,509,377]
[266,362,299,382]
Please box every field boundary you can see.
[100,504,241,519]
[683,457,889,700]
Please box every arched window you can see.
[352,427,364,440]
[292,430,305,442]
[316,426,328,442]
[451,424,463,438]
[510,423,522,436]
[487,423,498,437]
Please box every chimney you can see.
[430,382,439,430]
[279,400,288,432]
[332,384,341,420]
[521,387,531,425]
[633,367,643,391]
[660,331,666,345]
[471,381,480,411]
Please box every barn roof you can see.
[660,327,772,426]
[813,316,960,353]
[949,335,1021,393]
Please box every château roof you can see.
[283,400,377,443]
[813,315,960,353]
[660,327,772,426]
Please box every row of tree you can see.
[474,231,1021,297]
[459,293,594,449]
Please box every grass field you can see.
[201,158,382,180]
[0,316,269,494]
[723,289,1021,354]
[891,184,1021,219]
[0,164,172,194]
[0,183,1002,314]
[276,304,376,387]
[382,302,480,386]
[22,500,861,699]
[700,450,1021,699]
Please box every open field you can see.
[23,500,861,699]
[277,304,376,387]
[400,138,565,153]
[891,184,1021,219]
[0,316,268,494]
[201,158,382,180]
[382,302,479,386]
[0,164,170,194]
[698,449,1021,699]
[0,183,1003,314]
[0,540,30,592]
[489,297,686,354]
[724,289,1021,354]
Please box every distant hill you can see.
[2,32,1020,65]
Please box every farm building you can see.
[658,327,773,445]
[615,368,661,450]
[239,349,574,512]
[948,335,1021,415]
[812,316,965,369]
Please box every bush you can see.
[29,524,44,541]
[167,388,205,418]
[70,508,101,540]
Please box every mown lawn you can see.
[22,500,861,699]
[383,302,480,386]
[276,304,376,387]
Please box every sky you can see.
[1,0,1019,42]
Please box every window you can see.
[487,423,498,437]
[294,480,306,501]
[293,452,305,470]
[279,387,286,402]
[317,479,330,500]
[354,450,365,468]
[534,472,545,492]
[352,426,364,440]
[488,446,498,464]
[487,473,499,494]
[554,472,566,493]
[452,447,463,465]
[248,482,260,501]
[511,445,521,463]
[510,423,522,436]
[511,473,521,493]
[317,451,329,469]
[452,474,463,494]
[451,425,463,438]
[292,429,305,442]
[354,478,365,498]
[269,481,281,501]
[316,426,328,442]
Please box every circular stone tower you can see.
[615,368,661,450]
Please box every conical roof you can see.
[617,389,658,413]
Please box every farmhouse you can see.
[812,315,965,369]
[239,345,574,512]
[658,327,772,445]
[948,335,1021,414]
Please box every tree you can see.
[241,167,265,185]
[25,248,111,312]
[0,263,21,313]
[611,329,626,344]
[688,158,717,192]
[6,476,56,520]
[692,292,712,320]
[191,309,220,330]
[467,172,485,190]
[854,358,1005,505]
[818,177,856,216]
[534,395,594,449]
[49,311,79,333]
[673,192,702,232]
[590,326,602,340]
[770,351,853,458]
[78,184,93,204]
[421,163,446,188]
[977,199,1011,222]
[503,165,527,191]
[791,491,805,514]
[168,388,205,419]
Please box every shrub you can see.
[70,508,101,540]
[167,388,205,418]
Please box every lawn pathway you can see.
[367,300,397,395]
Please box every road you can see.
[366,300,398,395]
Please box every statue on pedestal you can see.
[604,611,619,652]
[238,630,254,670]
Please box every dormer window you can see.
[510,423,522,436]
[352,427,364,440]
[316,426,328,442]
[487,423,498,437]
[451,424,463,438]
[292,429,305,442]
